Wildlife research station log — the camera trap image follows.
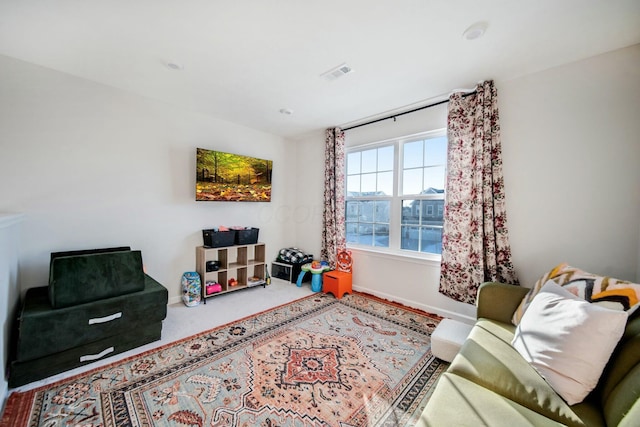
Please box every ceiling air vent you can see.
[321,63,354,81]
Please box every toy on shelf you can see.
[205,281,222,295]
[247,275,266,287]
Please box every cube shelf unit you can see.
[196,243,267,302]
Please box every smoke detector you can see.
[321,63,354,81]
[463,22,488,40]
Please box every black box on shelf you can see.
[235,228,259,245]
[202,229,236,248]
[271,261,310,283]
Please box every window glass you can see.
[361,149,377,173]
[345,200,390,247]
[361,173,377,193]
[403,140,423,169]
[347,174,360,193]
[424,136,447,166]
[378,145,394,171]
[378,171,393,195]
[424,166,445,190]
[346,131,446,256]
[347,152,361,174]
[403,169,422,195]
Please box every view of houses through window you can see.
[346,130,447,256]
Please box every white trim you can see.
[0,382,6,413]
[347,128,446,150]
[347,246,441,266]
[352,284,475,324]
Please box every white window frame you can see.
[345,128,446,262]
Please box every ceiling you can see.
[1,1,639,139]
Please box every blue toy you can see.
[296,260,330,292]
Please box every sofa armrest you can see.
[476,282,530,324]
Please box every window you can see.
[345,145,393,247]
[345,130,447,257]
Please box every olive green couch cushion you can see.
[48,247,145,308]
[417,372,571,427]
[598,313,640,426]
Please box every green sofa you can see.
[418,282,640,427]
[10,247,168,387]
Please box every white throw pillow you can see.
[511,280,627,405]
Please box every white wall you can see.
[0,215,24,404]
[292,130,326,258]
[0,55,297,304]
[500,44,640,287]
[293,44,640,322]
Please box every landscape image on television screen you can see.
[196,148,272,202]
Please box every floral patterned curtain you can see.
[321,127,346,268]
[439,81,519,304]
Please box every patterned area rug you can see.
[2,292,446,427]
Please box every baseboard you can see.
[351,285,475,324]
[167,285,476,324]
[0,379,7,415]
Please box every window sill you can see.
[346,245,442,267]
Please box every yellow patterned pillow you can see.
[512,263,640,325]
[591,288,638,311]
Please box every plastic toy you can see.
[296,260,331,292]
[181,272,201,307]
[206,281,222,295]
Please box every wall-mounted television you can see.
[196,148,272,202]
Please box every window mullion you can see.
[389,141,401,250]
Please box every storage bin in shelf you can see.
[235,228,259,245]
[202,229,236,248]
[195,242,266,303]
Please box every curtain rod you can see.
[343,90,477,132]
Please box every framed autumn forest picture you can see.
[196,148,273,202]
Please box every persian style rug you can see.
[1,292,445,427]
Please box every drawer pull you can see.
[80,346,114,362]
[88,312,122,325]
